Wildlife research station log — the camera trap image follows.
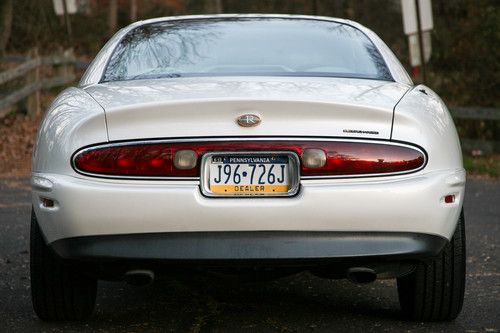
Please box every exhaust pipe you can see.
[124,270,155,286]
[347,267,377,284]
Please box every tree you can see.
[130,0,138,22]
[205,0,223,14]
[0,0,13,57]
[108,0,118,37]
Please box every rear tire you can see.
[30,209,97,321]
[397,209,466,321]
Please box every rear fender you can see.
[392,85,463,173]
[32,88,108,175]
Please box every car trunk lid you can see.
[84,76,410,141]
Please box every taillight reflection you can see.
[73,140,425,177]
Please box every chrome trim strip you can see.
[200,151,300,198]
[71,137,427,180]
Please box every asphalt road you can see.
[0,177,499,332]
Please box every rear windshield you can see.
[102,18,392,82]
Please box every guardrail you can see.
[0,54,498,153]
[0,48,76,118]
[449,107,500,153]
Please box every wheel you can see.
[397,209,466,321]
[30,209,97,321]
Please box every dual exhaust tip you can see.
[124,270,155,286]
[347,267,377,284]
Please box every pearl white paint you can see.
[32,15,464,246]
[85,77,409,141]
[32,169,465,244]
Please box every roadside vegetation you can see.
[463,154,500,178]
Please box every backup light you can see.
[174,150,198,170]
[302,149,327,168]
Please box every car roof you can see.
[126,14,359,34]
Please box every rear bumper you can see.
[32,168,465,245]
[50,231,447,261]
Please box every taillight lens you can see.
[73,140,425,177]
[300,141,425,176]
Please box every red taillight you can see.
[300,141,425,176]
[73,140,425,177]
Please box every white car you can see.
[30,14,466,321]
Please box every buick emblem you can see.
[237,114,261,127]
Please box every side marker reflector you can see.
[444,195,455,204]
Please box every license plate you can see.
[201,152,300,197]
